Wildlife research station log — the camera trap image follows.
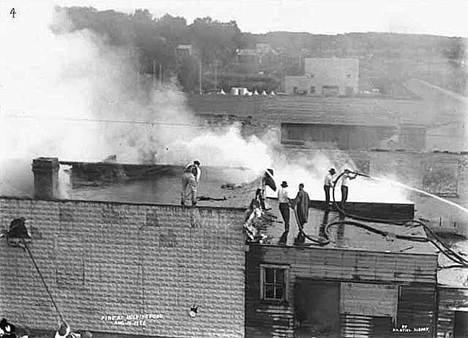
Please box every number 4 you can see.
[10,8,16,18]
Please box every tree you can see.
[189,17,243,67]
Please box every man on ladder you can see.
[181,160,201,207]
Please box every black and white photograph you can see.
[0,0,468,337]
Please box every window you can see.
[322,85,339,97]
[260,264,289,301]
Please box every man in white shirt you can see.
[341,169,357,209]
[55,321,92,338]
[277,181,291,234]
[323,168,336,208]
[181,160,201,206]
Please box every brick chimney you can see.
[32,157,60,200]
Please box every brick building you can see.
[0,159,247,337]
[285,58,359,96]
[0,197,245,337]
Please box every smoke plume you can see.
[0,5,409,204]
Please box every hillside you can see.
[244,32,467,96]
[59,7,467,96]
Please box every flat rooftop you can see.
[262,198,436,255]
[59,161,436,255]
[62,162,259,208]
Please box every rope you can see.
[22,239,65,322]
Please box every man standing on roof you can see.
[278,181,291,234]
[340,169,357,210]
[181,160,201,206]
[293,183,310,230]
[323,168,336,208]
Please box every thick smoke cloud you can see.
[0,5,409,203]
[0,5,272,194]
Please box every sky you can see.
[1,0,468,37]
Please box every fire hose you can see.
[290,170,468,268]
[290,206,328,245]
[21,238,65,322]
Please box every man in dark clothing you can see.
[181,160,201,206]
[293,183,310,230]
[0,318,16,338]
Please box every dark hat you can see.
[281,181,288,187]
[329,168,336,174]
[0,318,14,333]
[194,160,200,166]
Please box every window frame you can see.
[260,264,290,303]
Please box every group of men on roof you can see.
[277,168,357,241]
[179,161,360,244]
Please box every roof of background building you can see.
[404,79,468,127]
[186,94,435,127]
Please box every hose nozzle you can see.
[353,171,370,178]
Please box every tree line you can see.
[58,6,467,95]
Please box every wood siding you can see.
[340,283,398,317]
[394,285,436,338]
[245,245,438,338]
[437,288,468,338]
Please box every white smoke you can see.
[0,4,410,204]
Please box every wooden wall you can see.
[245,245,438,338]
[437,287,468,338]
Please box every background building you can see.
[285,58,359,96]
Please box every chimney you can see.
[32,157,60,200]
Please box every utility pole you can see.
[159,63,162,87]
[136,65,140,96]
[214,61,218,92]
[199,58,202,95]
[152,60,156,88]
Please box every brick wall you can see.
[0,197,246,338]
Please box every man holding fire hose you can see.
[340,169,358,209]
[181,160,201,207]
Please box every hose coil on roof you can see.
[290,170,468,268]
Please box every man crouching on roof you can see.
[55,321,92,338]
[181,160,201,207]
